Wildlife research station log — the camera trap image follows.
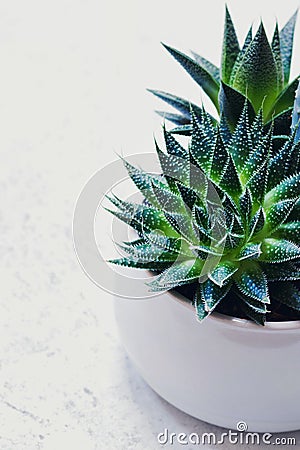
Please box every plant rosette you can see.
[107,8,300,433]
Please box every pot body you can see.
[114,290,300,433]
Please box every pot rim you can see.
[167,289,300,331]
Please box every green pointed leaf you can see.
[107,202,177,237]
[260,238,300,263]
[155,142,190,187]
[209,130,228,183]
[219,81,255,131]
[267,136,300,191]
[250,109,264,148]
[219,155,242,198]
[249,207,265,238]
[280,10,298,83]
[242,126,272,182]
[221,6,240,83]
[193,205,209,229]
[240,294,268,315]
[144,233,195,258]
[152,182,186,215]
[239,188,252,221]
[232,23,278,114]
[266,174,300,204]
[235,287,268,315]
[190,108,215,173]
[228,101,252,171]
[122,159,165,207]
[270,281,300,311]
[224,232,243,250]
[239,300,266,325]
[148,258,203,291]
[272,78,299,118]
[261,261,300,281]
[288,198,300,222]
[156,111,190,126]
[275,222,300,244]
[234,262,270,303]
[201,278,231,311]
[230,214,244,236]
[219,112,232,144]
[237,243,262,261]
[170,124,192,136]
[191,51,220,82]
[271,23,284,91]
[209,261,238,287]
[162,44,220,110]
[176,183,199,211]
[269,108,293,138]
[109,258,170,271]
[147,89,203,119]
[246,160,269,204]
[164,212,197,244]
[163,125,188,159]
[265,199,296,233]
[230,26,253,84]
[119,242,178,263]
[194,286,208,321]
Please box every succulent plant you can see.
[108,94,300,325]
[149,7,299,137]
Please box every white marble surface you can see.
[1,1,300,448]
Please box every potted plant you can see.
[108,8,300,433]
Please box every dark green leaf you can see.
[261,261,300,281]
[191,51,220,82]
[232,23,278,114]
[234,262,270,303]
[265,199,296,233]
[230,26,253,84]
[239,188,252,221]
[190,108,215,173]
[275,222,300,244]
[272,78,299,118]
[209,130,228,183]
[219,81,255,131]
[249,207,265,238]
[280,10,298,83]
[209,261,238,287]
[162,44,220,110]
[237,243,262,261]
[221,6,240,83]
[170,124,192,136]
[242,126,272,182]
[228,100,252,170]
[239,300,266,325]
[147,89,203,118]
[266,174,300,204]
[271,23,284,91]
[163,125,188,159]
[270,281,300,311]
[246,160,269,204]
[148,258,203,291]
[109,258,171,271]
[201,278,231,311]
[156,111,190,126]
[260,238,300,263]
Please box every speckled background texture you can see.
[1,0,300,448]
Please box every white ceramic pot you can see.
[114,290,300,433]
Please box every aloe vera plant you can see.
[108,92,300,325]
[149,7,298,136]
